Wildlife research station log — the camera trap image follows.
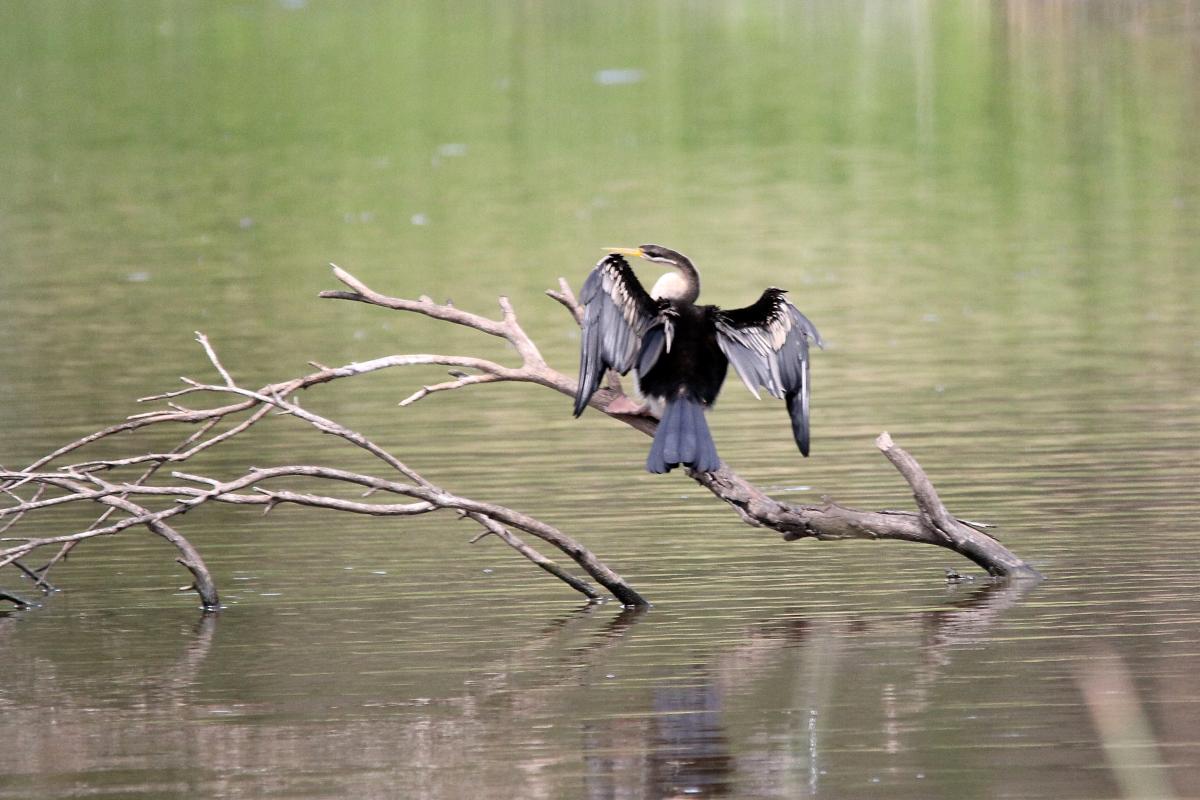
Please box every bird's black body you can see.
[573,245,822,474]
[637,303,727,405]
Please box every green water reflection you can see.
[1,2,1198,798]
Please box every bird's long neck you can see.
[649,260,700,304]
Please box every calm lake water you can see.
[2,2,1199,798]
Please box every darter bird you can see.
[573,245,822,474]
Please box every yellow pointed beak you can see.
[603,247,644,259]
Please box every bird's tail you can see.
[646,396,721,474]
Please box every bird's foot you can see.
[605,395,653,417]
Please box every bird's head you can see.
[606,244,692,269]
[604,244,699,302]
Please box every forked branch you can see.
[321,266,1039,579]
[0,264,1038,611]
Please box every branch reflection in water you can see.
[6,581,1141,800]
[571,581,1034,798]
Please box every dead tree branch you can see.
[0,319,644,608]
[320,266,1040,579]
[0,264,1038,612]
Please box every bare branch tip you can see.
[876,431,894,451]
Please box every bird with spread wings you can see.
[573,245,822,474]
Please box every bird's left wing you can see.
[714,288,823,455]
[573,254,661,416]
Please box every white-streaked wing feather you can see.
[573,255,661,416]
[715,288,822,455]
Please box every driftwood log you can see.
[0,266,1039,611]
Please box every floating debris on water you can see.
[594,68,645,86]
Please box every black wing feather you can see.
[573,254,661,416]
[714,288,822,455]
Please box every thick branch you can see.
[0,263,1039,615]
[318,268,1038,579]
[687,447,1040,578]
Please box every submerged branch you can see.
[0,263,1038,612]
[0,588,32,608]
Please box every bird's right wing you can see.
[573,254,660,416]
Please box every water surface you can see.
[1,2,1198,798]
